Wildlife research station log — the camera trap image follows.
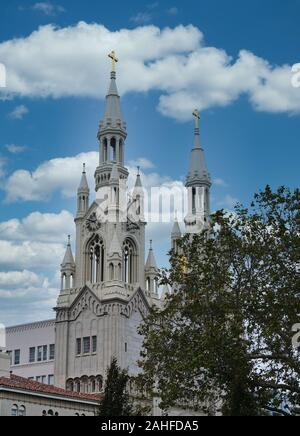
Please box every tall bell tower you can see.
[54,52,160,392]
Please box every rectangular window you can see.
[41,375,47,384]
[28,377,34,381]
[14,349,20,365]
[92,336,97,353]
[37,346,42,362]
[83,337,90,354]
[43,345,47,361]
[7,351,12,365]
[36,376,41,383]
[49,344,55,360]
[29,347,35,363]
[76,338,81,356]
[48,375,54,385]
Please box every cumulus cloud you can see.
[0,210,74,243]
[32,2,65,16]
[5,144,27,154]
[8,105,29,120]
[0,22,298,119]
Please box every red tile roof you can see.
[0,374,101,403]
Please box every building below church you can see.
[0,352,99,416]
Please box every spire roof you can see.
[78,163,89,192]
[62,236,75,267]
[186,127,211,187]
[145,240,158,270]
[171,216,182,237]
[102,71,125,130]
[134,167,143,189]
[108,226,122,257]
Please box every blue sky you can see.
[0,0,299,325]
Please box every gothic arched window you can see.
[123,239,137,284]
[87,235,105,284]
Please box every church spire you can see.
[185,111,212,234]
[77,163,89,218]
[61,235,76,290]
[145,240,159,296]
[186,110,211,187]
[95,51,128,193]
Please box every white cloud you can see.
[0,240,65,270]
[131,12,153,24]
[167,7,178,15]
[5,151,98,202]
[5,144,27,154]
[8,105,28,120]
[0,210,74,243]
[32,2,65,16]
[0,270,41,288]
[213,178,228,187]
[128,158,155,170]
[0,22,299,119]
[218,194,239,210]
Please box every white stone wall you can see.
[0,391,97,416]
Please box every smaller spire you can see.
[171,213,182,238]
[62,235,75,267]
[78,163,89,192]
[108,226,122,257]
[134,167,143,188]
[145,240,158,270]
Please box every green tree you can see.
[99,358,134,416]
[138,186,300,416]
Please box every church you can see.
[6,51,212,403]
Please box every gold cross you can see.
[108,50,118,72]
[192,109,200,129]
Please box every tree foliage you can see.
[138,186,300,416]
[99,358,135,416]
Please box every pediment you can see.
[62,285,151,322]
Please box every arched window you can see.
[75,413,80,416]
[75,379,81,393]
[11,404,18,416]
[48,410,54,416]
[110,137,117,161]
[146,277,151,292]
[89,377,96,393]
[42,410,47,417]
[62,274,66,290]
[66,379,74,392]
[192,187,196,213]
[119,140,123,164]
[103,138,108,162]
[70,274,74,289]
[19,405,26,417]
[109,263,114,281]
[87,235,105,283]
[123,239,137,284]
[55,412,59,416]
[81,376,89,393]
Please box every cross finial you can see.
[108,50,118,72]
[192,109,200,129]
